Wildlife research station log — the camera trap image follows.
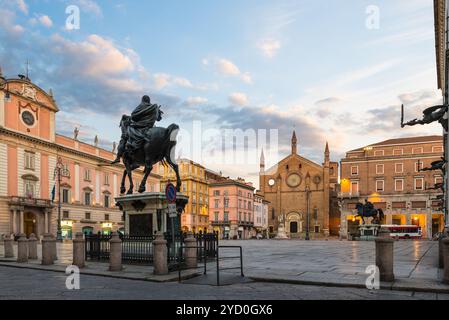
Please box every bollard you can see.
[109,232,122,271]
[41,233,54,265]
[3,236,14,258]
[377,227,390,239]
[153,232,168,275]
[443,239,449,284]
[28,233,38,260]
[73,232,85,268]
[17,234,28,263]
[439,237,444,269]
[375,237,395,282]
[184,232,198,269]
[51,235,57,262]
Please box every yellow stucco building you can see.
[160,159,209,233]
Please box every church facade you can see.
[259,132,339,238]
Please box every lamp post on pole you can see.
[54,157,70,241]
[305,173,311,241]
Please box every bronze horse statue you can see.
[355,202,384,225]
[118,115,181,194]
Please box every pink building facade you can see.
[0,68,160,239]
[209,178,255,239]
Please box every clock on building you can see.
[268,178,275,186]
[286,173,301,188]
[21,110,35,126]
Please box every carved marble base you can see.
[275,225,289,239]
[358,224,381,241]
[115,192,188,236]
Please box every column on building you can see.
[19,208,24,234]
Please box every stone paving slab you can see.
[1,239,448,294]
[0,259,201,283]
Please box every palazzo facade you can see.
[0,68,161,239]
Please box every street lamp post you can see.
[54,157,70,241]
[305,173,311,241]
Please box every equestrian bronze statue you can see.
[355,199,384,225]
[112,95,181,194]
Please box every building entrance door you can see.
[290,221,298,233]
[24,212,36,237]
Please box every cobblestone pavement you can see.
[217,239,440,281]
[1,239,446,293]
[0,239,439,280]
[0,265,447,300]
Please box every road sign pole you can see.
[165,183,178,260]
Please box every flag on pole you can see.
[51,184,56,202]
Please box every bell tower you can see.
[259,149,265,195]
[291,131,297,154]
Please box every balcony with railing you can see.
[338,192,360,199]
[238,220,254,227]
[210,220,231,226]
[9,196,53,208]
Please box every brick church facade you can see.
[259,132,339,238]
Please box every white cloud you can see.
[0,9,25,36]
[75,0,102,17]
[52,34,135,76]
[153,73,197,90]
[228,92,249,106]
[38,15,53,27]
[216,59,240,75]
[172,77,193,88]
[186,96,208,106]
[205,57,253,84]
[257,38,281,58]
[14,0,28,15]
[153,73,170,90]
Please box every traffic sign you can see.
[165,183,177,203]
[168,203,177,218]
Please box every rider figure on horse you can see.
[364,198,374,214]
[112,95,163,164]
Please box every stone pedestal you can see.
[375,237,394,282]
[443,239,449,284]
[17,234,28,263]
[42,233,54,265]
[153,232,168,275]
[115,192,188,236]
[359,224,382,241]
[73,232,85,268]
[184,232,197,269]
[275,224,289,239]
[28,233,38,260]
[109,232,122,271]
[3,237,14,258]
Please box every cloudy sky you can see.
[0,0,444,188]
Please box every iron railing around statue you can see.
[165,231,219,263]
[85,232,218,265]
[85,233,155,264]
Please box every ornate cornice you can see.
[434,0,446,92]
